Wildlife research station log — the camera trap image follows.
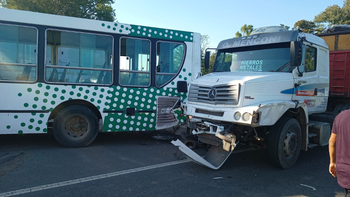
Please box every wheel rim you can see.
[64,115,89,140]
[283,130,297,157]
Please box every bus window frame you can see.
[0,23,39,83]
[119,36,151,88]
[44,28,114,86]
[155,40,186,88]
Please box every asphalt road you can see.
[0,131,345,197]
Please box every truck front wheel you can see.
[267,117,301,169]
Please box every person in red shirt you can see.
[329,110,350,197]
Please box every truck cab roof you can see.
[217,30,328,50]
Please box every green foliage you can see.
[201,35,210,54]
[0,0,116,21]
[201,52,216,75]
[235,31,242,38]
[200,35,213,75]
[280,24,290,30]
[314,0,350,26]
[234,24,254,38]
[305,47,316,71]
[294,20,316,33]
[241,24,254,36]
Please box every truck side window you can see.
[305,46,316,72]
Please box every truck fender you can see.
[257,100,308,126]
[257,100,309,151]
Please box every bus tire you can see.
[267,117,301,169]
[53,105,98,148]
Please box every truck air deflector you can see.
[171,139,234,170]
[217,31,299,50]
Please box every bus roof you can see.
[0,8,195,42]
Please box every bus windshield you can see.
[212,43,292,73]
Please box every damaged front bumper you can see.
[172,120,238,170]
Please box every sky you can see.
[113,0,345,48]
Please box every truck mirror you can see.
[298,45,306,74]
[204,51,210,70]
[290,41,302,67]
[298,62,305,73]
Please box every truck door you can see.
[292,43,328,114]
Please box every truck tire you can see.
[53,105,99,148]
[267,117,301,169]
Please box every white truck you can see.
[171,26,334,170]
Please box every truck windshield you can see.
[212,43,291,73]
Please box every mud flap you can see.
[156,96,181,130]
[172,139,234,170]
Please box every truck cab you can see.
[172,26,331,170]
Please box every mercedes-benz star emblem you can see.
[208,88,217,101]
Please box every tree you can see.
[200,35,210,74]
[201,35,210,54]
[0,0,116,21]
[235,31,242,38]
[201,52,216,75]
[294,20,316,33]
[234,24,254,38]
[314,0,350,26]
[280,24,290,30]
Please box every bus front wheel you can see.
[53,105,99,148]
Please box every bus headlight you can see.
[234,112,241,120]
[242,112,251,122]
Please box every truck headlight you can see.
[234,112,241,120]
[242,112,251,122]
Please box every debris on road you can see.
[300,184,317,191]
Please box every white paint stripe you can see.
[0,159,190,197]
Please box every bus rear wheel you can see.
[267,117,301,169]
[53,105,98,148]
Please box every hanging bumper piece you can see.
[172,121,237,170]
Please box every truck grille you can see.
[188,84,240,105]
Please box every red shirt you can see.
[332,109,350,189]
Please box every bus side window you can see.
[119,37,150,87]
[156,42,185,87]
[45,30,113,84]
[0,24,37,82]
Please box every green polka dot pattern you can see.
[0,70,191,134]
[129,25,193,42]
[103,86,186,132]
[0,48,195,134]
[100,22,194,42]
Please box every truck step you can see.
[308,133,317,138]
[307,122,316,127]
[308,143,318,149]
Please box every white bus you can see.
[0,8,201,147]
